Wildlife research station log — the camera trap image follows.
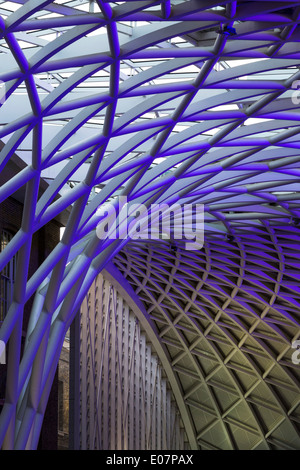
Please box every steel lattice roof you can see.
[0,0,300,450]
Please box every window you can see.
[58,379,64,432]
[0,230,16,322]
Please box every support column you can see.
[69,311,80,450]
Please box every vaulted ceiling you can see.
[113,232,300,449]
[0,0,300,450]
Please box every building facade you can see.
[74,273,189,450]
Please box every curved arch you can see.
[103,263,199,450]
[0,0,300,450]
